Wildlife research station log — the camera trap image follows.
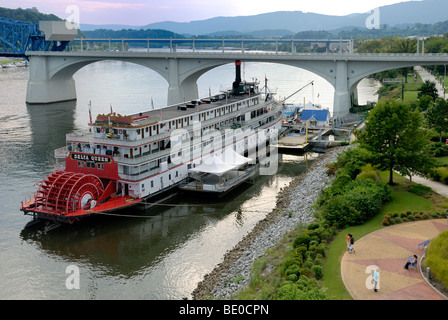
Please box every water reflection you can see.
[26,101,76,171]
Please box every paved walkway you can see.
[415,66,446,99]
[341,219,448,300]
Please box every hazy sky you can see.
[1,0,420,25]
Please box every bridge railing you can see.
[25,49,448,61]
[68,38,354,54]
[39,38,448,59]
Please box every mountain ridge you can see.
[79,0,448,35]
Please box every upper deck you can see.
[66,83,276,147]
[93,85,258,129]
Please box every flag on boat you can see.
[88,101,92,125]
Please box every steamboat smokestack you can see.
[233,60,243,94]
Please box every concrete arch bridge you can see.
[25,50,448,119]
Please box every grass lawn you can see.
[380,74,423,103]
[321,171,437,300]
[0,59,17,65]
[435,156,448,166]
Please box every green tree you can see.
[358,99,433,185]
[425,98,448,142]
[418,80,439,101]
[418,95,433,112]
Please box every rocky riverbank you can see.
[192,145,349,300]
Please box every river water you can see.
[0,60,379,299]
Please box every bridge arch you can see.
[27,54,235,105]
[26,52,448,118]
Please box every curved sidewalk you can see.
[341,219,448,300]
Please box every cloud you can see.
[73,0,148,12]
[2,0,418,25]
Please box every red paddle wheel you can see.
[35,171,104,215]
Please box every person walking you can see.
[349,234,355,253]
[372,268,379,292]
[346,234,351,251]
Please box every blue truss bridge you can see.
[0,17,71,59]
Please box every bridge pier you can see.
[26,55,77,104]
[167,58,199,105]
[333,61,351,119]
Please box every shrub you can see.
[316,243,327,257]
[314,257,323,266]
[303,258,314,269]
[409,184,432,196]
[300,267,311,277]
[307,223,320,230]
[286,264,300,277]
[431,167,448,184]
[276,282,299,300]
[321,179,391,227]
[429,142,448,157]
[307,229,323,242]
[280,258,298,276]
[293,234,312,249]
[357,164,378,181]
[276,276,332,300]
[392,217,402,224]
[344,180,391,221]
[431,212,439,219]
[287,274,298,282]
[426,230,448,289]
[312,265,323,280]
[293,246,307,261]
[321,195,360,228]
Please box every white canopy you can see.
[189,155,237,176]
[221,147,253,166]
[189,149,253,176]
